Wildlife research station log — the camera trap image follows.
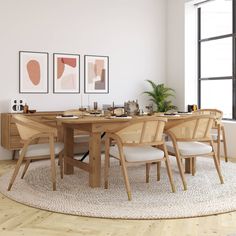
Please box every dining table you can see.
[57,113,193,188]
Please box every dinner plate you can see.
[109,116,132,119]
[56,115,79,119]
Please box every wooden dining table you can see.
[60,116,135,188]
[59,114,193,188]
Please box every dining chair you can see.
[165,114,224,190]
[193,109,228,162]
[104,117,176,201]
[8,115,64,191]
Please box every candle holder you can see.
[79,107,86,118]
[93,102,98,111]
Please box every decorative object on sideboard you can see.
[21,102,36,114]
[124,100,140,116]
[23,103,29,113]
[84,55,109,94]
[19,51,48,93]
[144,80,177,112]
[28,110,36,113]
[10,99,24,113]
[10,99,23,113]
[53,53,80,94]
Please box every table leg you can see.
[12,150,16,160]
[185,158,191,173]
[89,132,101,187]
[217,125,221,163]
[64,126,74,175]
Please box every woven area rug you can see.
[0,157,236,219]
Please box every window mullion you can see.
[233,0,236,119]
[198,7,201,109]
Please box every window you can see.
[198,0,235,119]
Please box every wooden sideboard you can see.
[1,112,64,159]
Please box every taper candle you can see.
[87,95,90,108]
[81,93,83,108]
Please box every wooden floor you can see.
[1,161,236,236]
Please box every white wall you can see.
[166,0,185,111]
[185,1,198,106]
[0,0,167,159]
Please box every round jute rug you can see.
[0,157,236,219]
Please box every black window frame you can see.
[198,0,236,120]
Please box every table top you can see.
[56,113,192,125]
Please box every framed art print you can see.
[84,55,109,94]
[53,53,80,93]
[19,51,48,93]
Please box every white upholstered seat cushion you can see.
[109,145,164,162]
[20,142,64,158]
[165,141,212,156]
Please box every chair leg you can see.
[175,154,187,190]
[157,162,161,181]
[146,163,151,183]
[118,149,132,201]
[58,152,64,179]
[120,159,132,201]
[185,158,192,174]
[211,141,224,184]
[8,150,26,191]
[221,126,228,162]
[12,150,16,160]
[49,136,56,191]
[162,144,176,193]
[217,132,221,164]
[191,157,196,176]
[104,138,110,189]
[21,159,31,179]
[164,158,176,193]
[168,141,187,190]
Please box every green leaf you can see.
[143,80,177,112]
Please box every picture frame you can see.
[53,53,80,93]
[19,51,48,93]
[84,55,109,94]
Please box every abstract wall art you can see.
[84,55,109,94]
[53,53,80,93]
[19,51,48,93]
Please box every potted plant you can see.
[144,80,177,113]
